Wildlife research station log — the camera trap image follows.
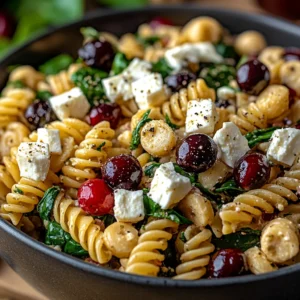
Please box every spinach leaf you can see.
[194,182,221,202]
[179,231,187,243]
[13,186,24,195]
[95,214,116,227]
[165,114,179,130]
[63,232,89,257]
[144,162,161,177]
[36,90,53,102]
[130,109,152,150]
[39,54,73,75]
[245,127,280,148]
[7,80,25,89]
[111,52,130,75]
[37,186,60,221]
[173,164,196,184]
[215,178,245,196]
[137,35,160,47]
[200,63,236,90]
[215,42,239,60]
[80,27,100,40]
[97,142,106,151]
[152,58,173,79]
[212,228,261,252]
[71,67,108,106]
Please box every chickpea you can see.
[103,222,139,259]
[180,17,223,44]
[280,61,300,95]
[234,31,266,56]
[140,120,176,157]
[256,85,289,120]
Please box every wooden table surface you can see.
[0,0,268,299]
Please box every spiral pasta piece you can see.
[117,99,139,118]
[0,89,35,128]
[61,121,115,189]
[174,228,215,280]
[126,219,178,276]
[162,79,215,126]
[53,192,112,264]
[132,146,152,167]
[220,166,300,234]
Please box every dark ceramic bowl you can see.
[1,6,300,300]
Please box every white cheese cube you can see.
[267,128,300,166]
[17,142,50,181]
[122,58,152,80]
[185,99,218,134]
[213,122,250,168]
[164,42,223,70]
[114,189,145,223]
[49,87,90,121]
[148,162,192,209]
[37,128,62,155]
[132,73,168,109]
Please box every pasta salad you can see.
[1,16,300,279]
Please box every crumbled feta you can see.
[164,42,223,70]
[49,87,90,120]
[148,162,192,209]
[114,189,145,223]
[217,86,236,100]
[185,99,218,134]
[267,128,300,166]
[103,58,152,102]
[37,128,62,155]
[132,73,168,109]
[17,142,50,181]
[213,122,250,168]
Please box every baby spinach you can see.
[215,42,239,61]
[137,35,160,47]
[71,67,108,106]
[245,127,280,148]
[95,214,116,227]
[212,228,261,252]
[96,142,106,151]
[130,109,152,150]
[194,182,221,203]
[152,58,173,79]
[36,90,53,102]
[13,187,24,195]
[7,80,25,89]
[111,52,130,75]
[37,186,60,221]
[165,114,179,130]
[63,232,89,257]
[215,178,245,196]
[179,231,187,243]
[39,54,74,75]
[144,162,161,177]
[80,27,100,40]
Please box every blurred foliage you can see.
[99,0,147,7]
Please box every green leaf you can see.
[63,232,89,258]
[165,114,179,130]
[137,35,160,47]
[39,54,73,75]
[95,214,116,227]
[245,127,280,148]
[152,58,173,79]
[130,109,152,150]
[194,182,221,202]
[144,162,161,177]
[111,52,130,76]
[80,27,100,40]
[45,221,66,246]
[212,228,261,252]
[215,42,239,60]
[97,142,106,151]
[215,178,245,196]
[100,0,147,8]
[173,164,196,184]
[179,231,187,243]
[36,90,53,102]
[71,67,108,106]
[13,187,24,195]
[7,80,25,89]
[200,63,236,90]
[37,186,60,221]
[236,55,249,69]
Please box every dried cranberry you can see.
[236,59,270,95]
[176,134,217,173]
[78,40,115,72]
[234,152,270,190]
[0,12,15,38]
[208,249,245,278]
[87,103,121,129]
[165,70,196,92]
[149,17,173,29]
[24,100,57,130]
[283,47,300,61]
[102,154,142,190]
[78,179,114,216]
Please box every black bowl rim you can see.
[1,5,300,289]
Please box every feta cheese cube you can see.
[122,58,152,80]
[267,128,300,166]
[213,122,250,168]
[37,128,62,155]
[49,87,90,120]
[164,42,223,70]
[132,73,168,109]
[148,162,192,209]
[114,189,145,223]
[17,142,50,181]
[185,99,218,134]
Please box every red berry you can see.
[237,59,270,95]
[149,17,173,29]
[176,134,217,173]
[0,12,15,38]
[102,154,142,190]
[78,179,114,216]
[234,152,270,190]
[207,249,245,278]
[87,103,121,129]
[283,47,300,61]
